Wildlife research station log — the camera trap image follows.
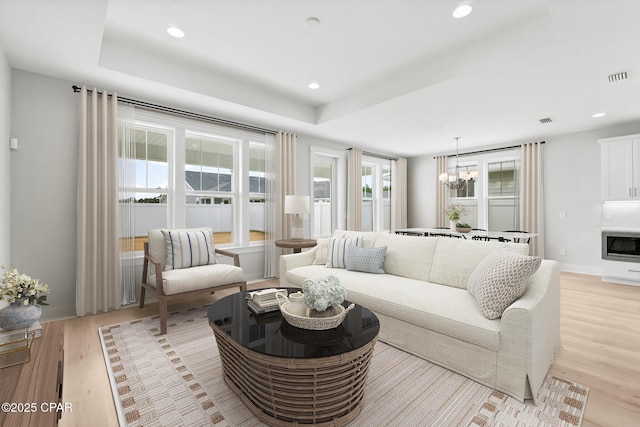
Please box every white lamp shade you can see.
[284,195,310,214]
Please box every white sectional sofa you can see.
[279,230,561,404]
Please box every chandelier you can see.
[439,137,478,190]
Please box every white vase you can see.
[450,220,457,231]
[0,303,42,331]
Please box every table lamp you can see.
[284,195,310,240]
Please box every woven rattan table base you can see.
[210,322,377,426]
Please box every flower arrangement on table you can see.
[0,267,49,306]
[445,202,469,222]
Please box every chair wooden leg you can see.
[159,297,168,335]
[139,285,146,308]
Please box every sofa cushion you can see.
[333,230,379,248]
[285,265,500,351]
[326,236,363,268]
[429,238,529,289]
[153,264,244,295]
[346,245,387,274]
[373,234,438,281]
[162,229,217,270]
[468,249,542,319]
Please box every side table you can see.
[275,239,317,253]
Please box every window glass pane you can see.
[129,129,168,190]
[362,165,373,198]
[119,192,167,252]
[185,136,234,193]
[362,200,373,232]
[488,199,517,230]
[185,196,234,243]
[249,144,266,242]
[314,161,332,236]
[488,161,516,197]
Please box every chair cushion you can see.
[154,264,244,295]
[161,229,217,270]
[467,248,542,319]
[346,245,387,274]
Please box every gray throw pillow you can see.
[346,245,387,274]
[468,248,541,319]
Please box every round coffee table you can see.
[208,289,379,426]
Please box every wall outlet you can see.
[559,211,566,219]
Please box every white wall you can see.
[0,45,10,271]
[408,122,640,275]
[10,70,78,319]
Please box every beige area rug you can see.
[99,305,588,427]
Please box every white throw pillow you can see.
[467,248,541,319]
[346,245,387,274]
[162,229,217,270]
[326,236,363,268]
[313,235,343,265]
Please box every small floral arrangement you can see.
[0,267,49,306]
[301,275,346,312]
[445,202,469,221]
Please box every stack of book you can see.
[246,288,288,315]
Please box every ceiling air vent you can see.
[539,117,553,124]
[608,71,629,83]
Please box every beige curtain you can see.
[76,86,120,316]
[520,142,544,257]
[392,157,408,230]
[264,131,296,278]
[435,155,448,227]
[347,148,363,230]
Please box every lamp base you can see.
[290,214,304,240]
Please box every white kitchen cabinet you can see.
[599,134,640,201]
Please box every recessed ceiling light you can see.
[592,112,607,118]
[167,26,185,38]
[453,4,473,18]
[308,82,320,90]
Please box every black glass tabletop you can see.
[207,288,380,359]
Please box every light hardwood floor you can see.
[57,273,640,427]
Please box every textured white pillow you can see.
[468,248,541,319]
[346,245,387,274]
[162,229,217,270]
[326,236,363,268]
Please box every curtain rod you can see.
[346,147,398,161]
[434,141,545,159]
[72,85,278,135]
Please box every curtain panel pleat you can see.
[435,155,448,227]
[76,86,120,316]
[264,131,296,278]
[118,102,137,305]
[520,142,545,257]
[347,148,363,231]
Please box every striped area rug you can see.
[99,305,588,427]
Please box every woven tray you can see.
[276,293,354,330]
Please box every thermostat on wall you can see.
[10,137,18,150]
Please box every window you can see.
[118,111,266,252]
[447,153,521,231]
[487,160,520,231]
[362,156,392,232]
[313,158,334,237]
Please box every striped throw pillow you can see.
[326,236,363,268]
[162,229,217,270]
